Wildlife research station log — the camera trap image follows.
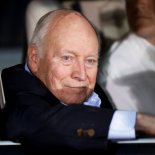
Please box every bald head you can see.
[30,9,98,57]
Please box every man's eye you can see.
[85,59,97,67]
[61,55,73,65]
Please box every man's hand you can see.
[136,112,155,136]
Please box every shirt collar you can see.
[24,63,31,74]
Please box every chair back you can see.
[0,72,5,109]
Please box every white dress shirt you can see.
[98,33,155,115]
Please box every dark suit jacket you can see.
[1,64,115,153]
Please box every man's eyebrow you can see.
[55,50,75,56]
[87,53,99,59]
[59,50,75,54]
[58,50,99,57]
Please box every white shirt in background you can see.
[98,33,155,115]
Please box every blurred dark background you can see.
[0,0,31,47]
[0,0,31,70]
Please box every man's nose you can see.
[72,61,87,81]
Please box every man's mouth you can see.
[64,86,86,93]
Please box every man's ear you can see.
[27,45,39,73]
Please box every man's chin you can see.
[61,96,87,105]
[57,88,94,105]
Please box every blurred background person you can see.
[97,0,155,115]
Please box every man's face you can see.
[35,14,99,104]
[126,0,155,30]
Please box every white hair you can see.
[30,11,55,58]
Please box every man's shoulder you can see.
[1,64,26,89]
[2,64,24,74]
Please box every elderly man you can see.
[1,9,155,153]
